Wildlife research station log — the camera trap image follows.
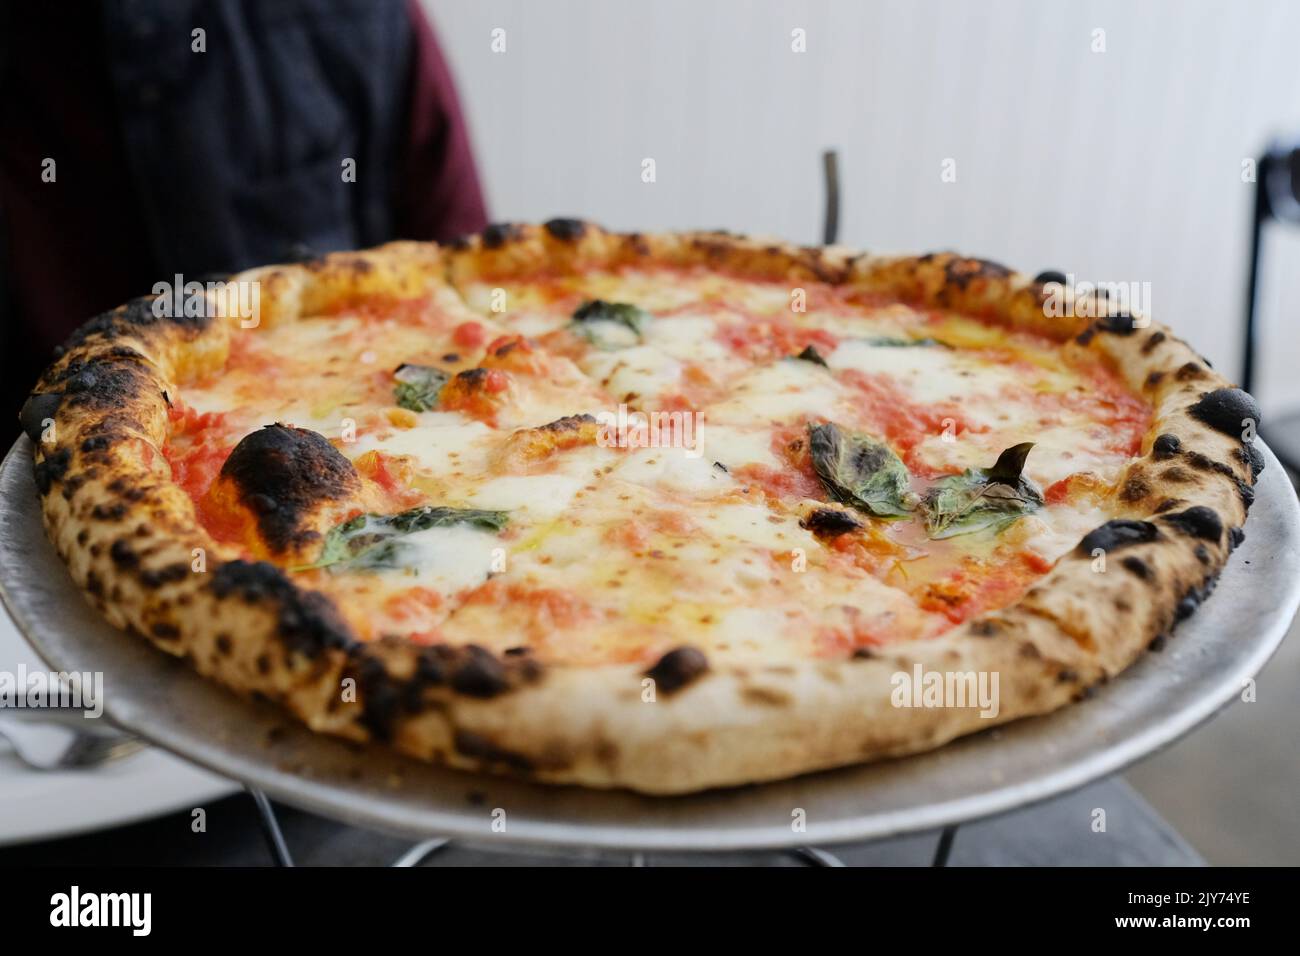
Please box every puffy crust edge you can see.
[23,225,1259,794]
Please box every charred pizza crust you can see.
[19,222,1261,794]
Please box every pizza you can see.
[19,220,1264,794]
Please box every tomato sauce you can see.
[836,370,985,475]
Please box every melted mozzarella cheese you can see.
[710,607,793,656]
[1019,505,1109,563]
[699,424,780,470]
[707,360,842,425]
[458,474,589,518]
[578,345,682,402]
[827,340,1017,405]
[511,311,570,336]
[734,283,796,314]
[371,524,501,594]
[910,413,1125,488]
[351,413,494,478]
[642,314,731,362]
[612,446,732,495]
[454,445,611,517]
[692,500,815,552]
[587,270,709,311]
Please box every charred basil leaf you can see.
[304,505,509,572]
[570,300,651,349]
[393,364,449,412]
[921,442,1042,539]
[808,422,916,518]
[791,344,829,367]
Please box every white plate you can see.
[0,606,236,846]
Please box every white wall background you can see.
[426,0,1300,412]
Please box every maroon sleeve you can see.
[395,1,489,242]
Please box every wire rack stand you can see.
[242,785,959,868]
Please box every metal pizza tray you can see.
[1,435,1297,851]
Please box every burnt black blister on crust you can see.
[448,645,511,697]
[645,646,709,694]
[1238,442,1266,480]
[1159,506,1223,542]
[1095,313,1138,336]
[1188,388,1261,438]
[91,501,129,521]
[138,562,190,588]
[1176,361,1209,382]
[1074,313,1138,346]
[53,359,153,414]
[58,297,212,354]
[1175,572,1222,625]
[33,447,71,495]
[1120,472,1152,503]
[349,640,542,740]
[1151,434,1182,460]
[19,393,63,443]
[481,222,525,249]
[108,539,139,567]
[1033,269,1067,286]
[1142,331,1167,354]
[218,424,360,555]
[1120,556,1154,581]
[943,257,1011,290]
[211,560,356,657]
[354,655,402,740]
[543,218,588,241]
[1077,519,1159,554]
[1183,450,1228,476]
[454,730,535,772]
[1179,448,1257,510]
[537,413,597,433]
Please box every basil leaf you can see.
[921,442,1043,539]
[791,345,829,367]
[808,422,916,518]
[393,364,449,412]
[570,300,651,349]
[304,505,509,572]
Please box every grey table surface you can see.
[0,775,1200,866]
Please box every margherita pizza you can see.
[20,221,1263,793]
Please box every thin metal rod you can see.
[792,846,846,867]
[391,838,451,867]
[822,149,840,246]
[246,786,294,867]
[931,824,957,867]
[1242,162,1267,394]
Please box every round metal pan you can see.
[1,436,1297,850]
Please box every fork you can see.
[0,715,145,770]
